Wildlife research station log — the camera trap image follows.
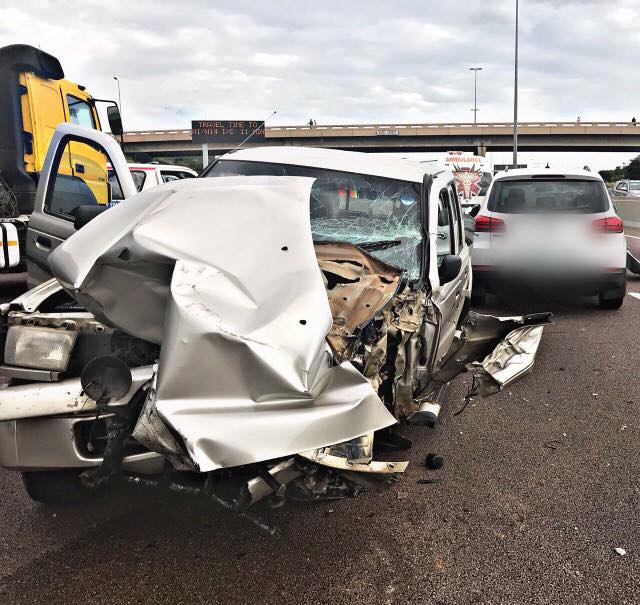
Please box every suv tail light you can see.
[474,215,505,233]
[592,216,623,233]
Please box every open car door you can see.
[25,123,136,285]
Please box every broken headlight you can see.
[4,326,77,371]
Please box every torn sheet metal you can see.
[48,177,396,471]
[315,242,403,362]
[473,324,545,395]
[360,285,427,418]
[0,366,154,421]
[431,311,551,392]
[298,448,408,474]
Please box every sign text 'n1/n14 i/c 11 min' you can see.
[191,120,266,143]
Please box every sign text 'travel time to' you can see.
[191,120,266,143]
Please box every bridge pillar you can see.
[477,145,487,157]
[201,143,209,169]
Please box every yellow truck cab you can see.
[0,44,121,270]
[21,71,108,205]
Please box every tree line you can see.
[599,155,640,183]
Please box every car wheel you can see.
[598,293,624,310]
[21,470,94,506]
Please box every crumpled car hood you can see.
[49,177,396,471]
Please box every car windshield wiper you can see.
[358,239,402,251]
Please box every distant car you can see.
[108,163,197,202]
[471,168,627,309]
[612,179,640,198]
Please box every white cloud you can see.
[251,52,299,68]
[0,0,638,155]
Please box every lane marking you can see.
[629,293,640,300]
[626,234,640,240]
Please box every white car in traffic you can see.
[612,179,640,198]
[471,168,627,309]
[108,162,197,202]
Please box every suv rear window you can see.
[488,179,609,214]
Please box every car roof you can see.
[125,163,197,173]
[493,167,603,181]
[220,146,442,184]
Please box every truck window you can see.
[130,170,147,192]
[108,170,124,202]
[66,95,95,129]
[437,190,454,262]
[161,170,195,182]
[448,183,463,250]
[46,138,115,217]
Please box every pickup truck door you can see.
[430,183,470,365]
[25,123,136,286]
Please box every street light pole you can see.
[113,76,124,153]
[512,0,519,168]
[113,76,122,115]
[470,67,483,125]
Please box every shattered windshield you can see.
[204,159,423,278]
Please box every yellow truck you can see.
[0,44,122,270]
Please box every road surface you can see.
[0,232,639,604]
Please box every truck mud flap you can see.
[431,311,551,396]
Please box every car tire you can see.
[598,292,624,310]
[21,470,94,506]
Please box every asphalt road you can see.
[1,232,640,604]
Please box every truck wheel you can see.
[21,470,94,506]
[598,292,624,310]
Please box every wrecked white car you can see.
[0,125,549,531]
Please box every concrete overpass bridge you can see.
[121,121,640,161]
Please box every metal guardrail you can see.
[122,121,640,139]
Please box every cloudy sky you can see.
[2,0,639,168]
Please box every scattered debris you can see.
[417,478,443,485]
[614,547,627,556]
[543,439,563,450]
[424,453,444,470]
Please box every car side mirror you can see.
[469,204,481,217]
[438,254,462,285]
[107,105,123,136]
[72,205,107,230]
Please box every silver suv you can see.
[612,179,640,197]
